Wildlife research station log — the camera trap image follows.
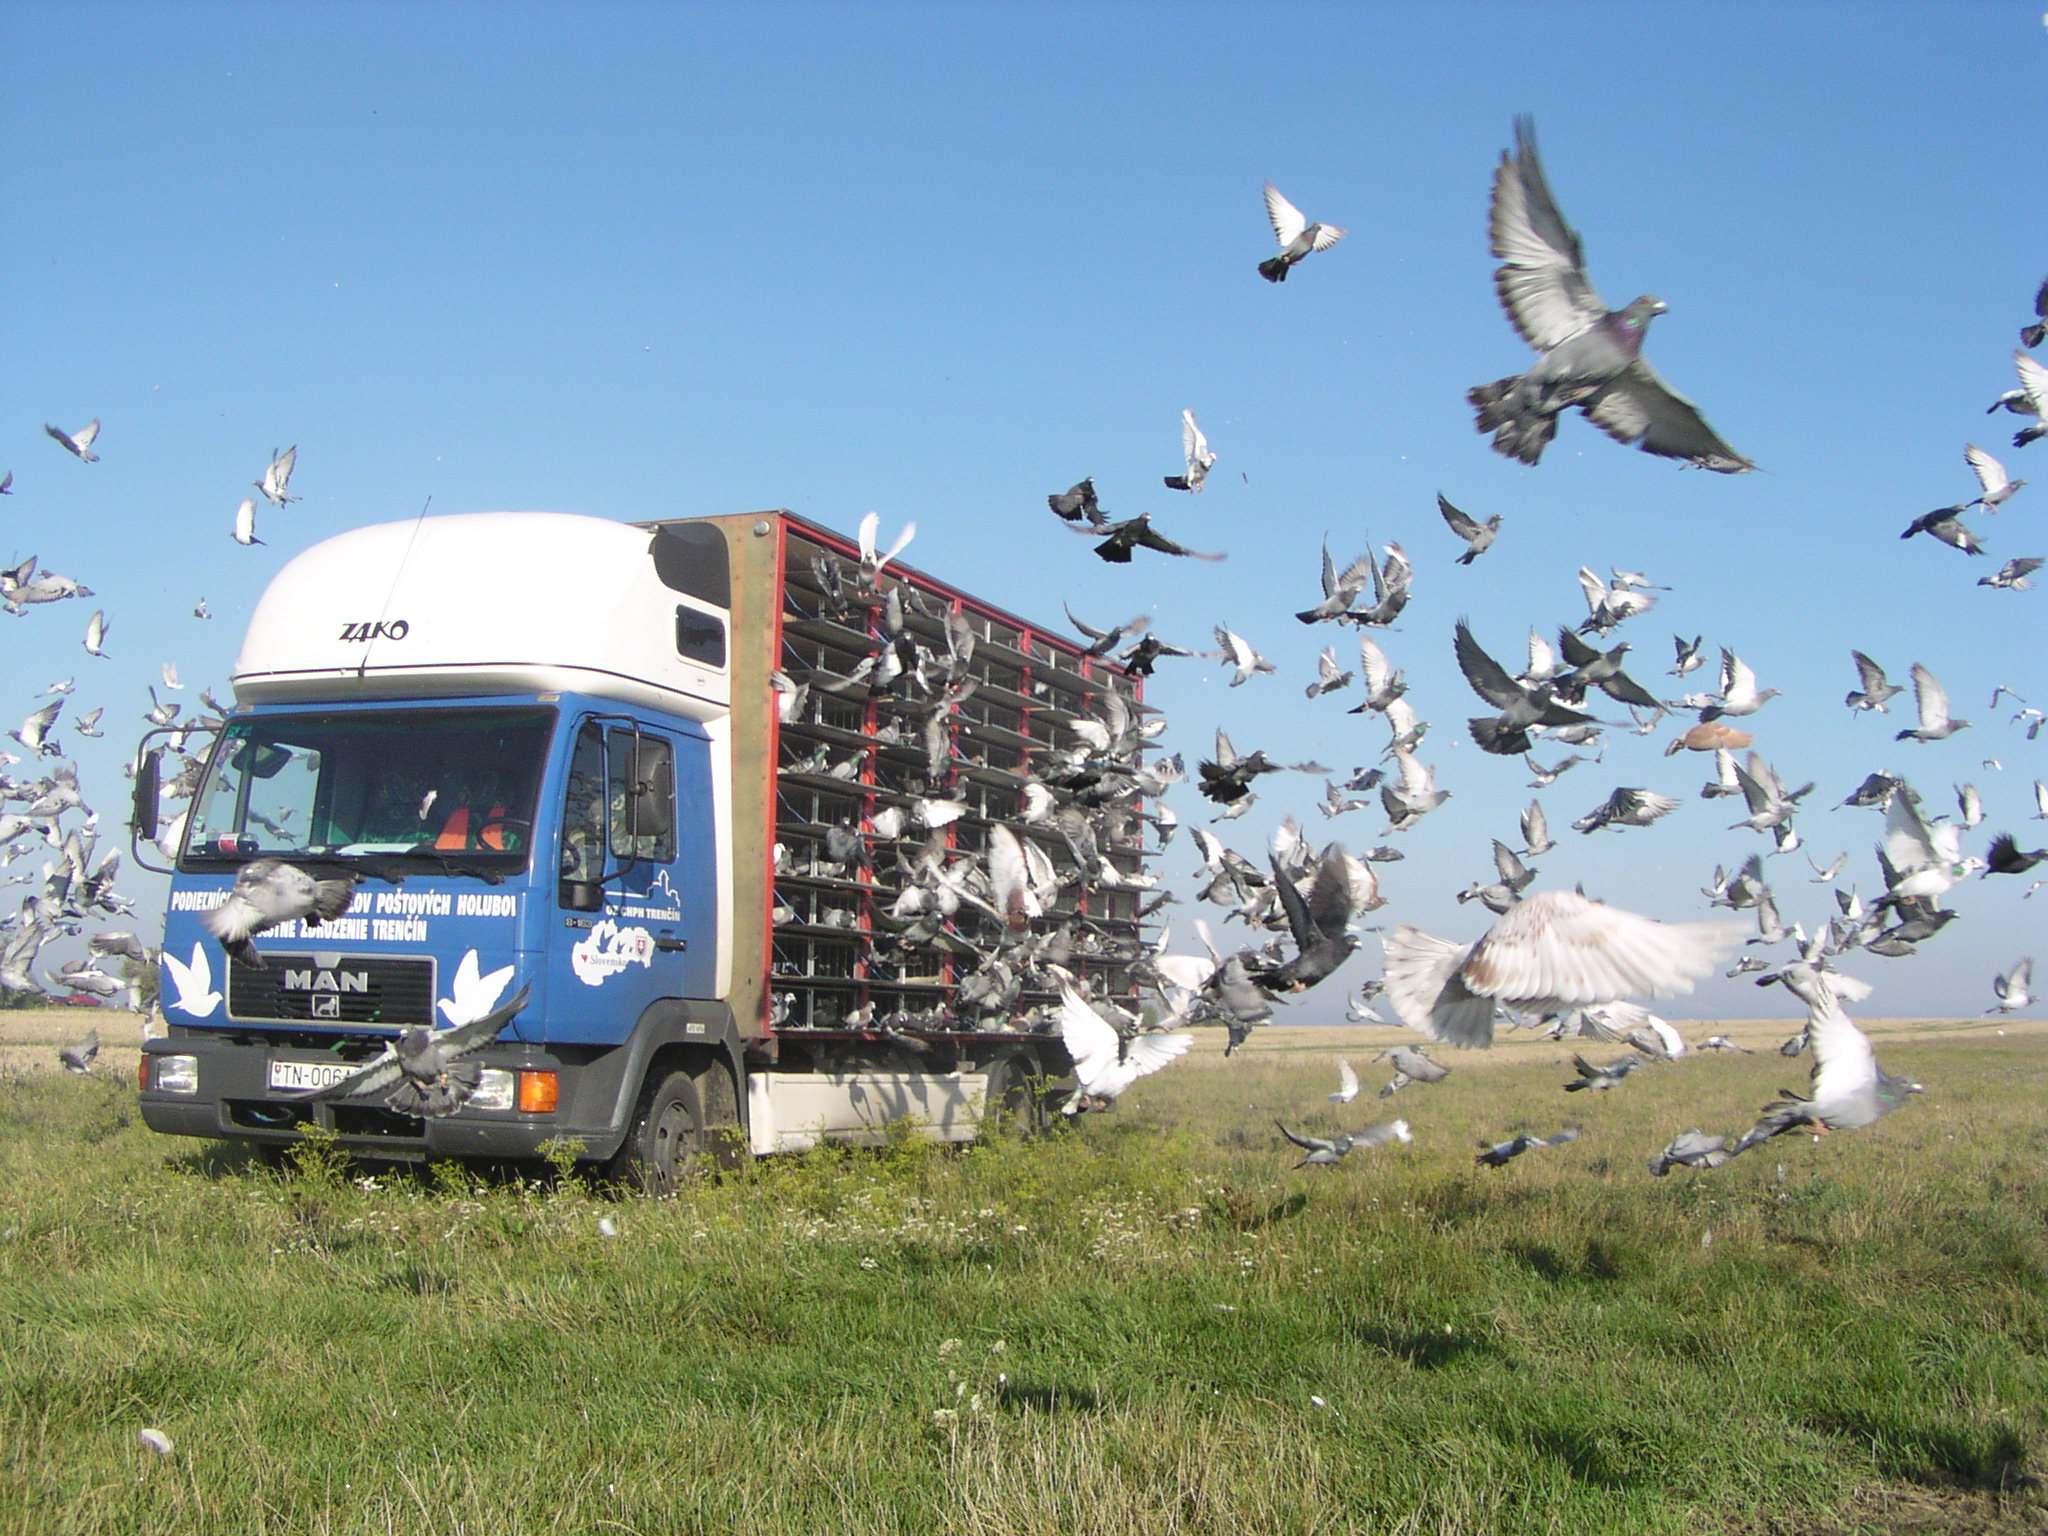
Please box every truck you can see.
[133,510,1153,1187]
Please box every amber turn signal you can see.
[517,1070,560,1113]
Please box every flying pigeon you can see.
[1276,1118,1410,1167]
[1647,1129,1732,1176]
[254,446,300,506]
[1900,505,1985,555]
[1047,478,1106,527]
[1895,664,1969,742]
[1964,443,2025,512]
[313,985,533,1117]
[1436,493,1501,563]
[1563,1053,1639,1092]
[1729,976,1921,1155]
[1381,889,1738,1049]
[1468,118,1752,473]
[232,497,263,546]
[202,858,359,968]
[45,419,101,462]
[1056,981,1192,1114]
[1163,409,1216,492]
[2022,276,2048,349]
[1375,1044,1449,1097]
[1257,183,1345,282]
[1476,1127,1578,1167]
[1987,957,2033,1015]
[1844,651,1903,712]
[1076,514,1224,564]
[1328,1057,1361,1103]
[58,1028,100,1075]
[1988,349,2048,447]
[1979,557,2043,591]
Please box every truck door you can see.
[548,715,715,1043]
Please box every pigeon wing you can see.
[1489,117,1606,352]
[1582,361,1754,472]
[1462,890,1737,1005]
[1263,182,1307,248]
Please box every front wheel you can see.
[607,1069,704,1196]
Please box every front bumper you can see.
[139,1034,625,1161]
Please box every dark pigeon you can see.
[1468,117,1753,473]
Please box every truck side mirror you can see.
[130,748,161,840]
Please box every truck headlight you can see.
[469,1069,516,1112]
[154,1055,199,1094]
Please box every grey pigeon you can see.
[1075,514,1224,564]
[1047,479,1106,527]
[1276,1118,1410,1167]
[1476,1127,1578,1167]
[202,858,359,969]
[1648,1129,1731,1176]
[1375,1044,1449,1097]
[313,985,532,1117]
[1468,118,1752,473]
[1988,350,2048,447]
[1844,651,1903,712]
[1437,494,1501,564]
[58,1028,100,1076]
[1572,786,1679,834]
[1563,1053,1639,1092]
[1900,505,1985,555]
[2022,275,2048,349]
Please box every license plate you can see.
[268,1059,358,1093]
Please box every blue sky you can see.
[3,1,2042,1019]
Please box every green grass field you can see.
[2,1010,2044,1535]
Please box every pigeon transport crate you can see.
[138,509,1151,1167]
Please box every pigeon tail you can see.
[1468,377,1560,465]
[1257,257,1290,283]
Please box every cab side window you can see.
[558,722,606,905]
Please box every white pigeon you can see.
[1878,791,1983,902]
[1258,183,1346,282]
[254,446,300,505]
[1964,442,2024,512]
[1057,982,1192,1114]
[83,610,109,657]
[1988,958,2033,1015]
[1211,625,1275,687]
[1895,664,1968,742]
[1380,889,1739,1050]
[161,661,183,690]
[1328,1057,1362,1103]
[162,941,221,1017]
[1165,409,1216,492]
[856,510,916,587]
[45,419,100,462]
[232,497,263,546]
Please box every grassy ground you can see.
[1,1008,2044,1535]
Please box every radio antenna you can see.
[357,495,433,679]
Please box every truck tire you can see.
[981,1053,1045,1138]
[606,1069,704,1196]
[692,1060,747,1170]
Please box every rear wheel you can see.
[607,1069,704,1196]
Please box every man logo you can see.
[281,968,371,994]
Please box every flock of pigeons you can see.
[6,122,2040,1174]
[1,443,302,1020]
[1041,120,2040,1168]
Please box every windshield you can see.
[180,705,555,872]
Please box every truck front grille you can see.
[227,953,437,1027]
